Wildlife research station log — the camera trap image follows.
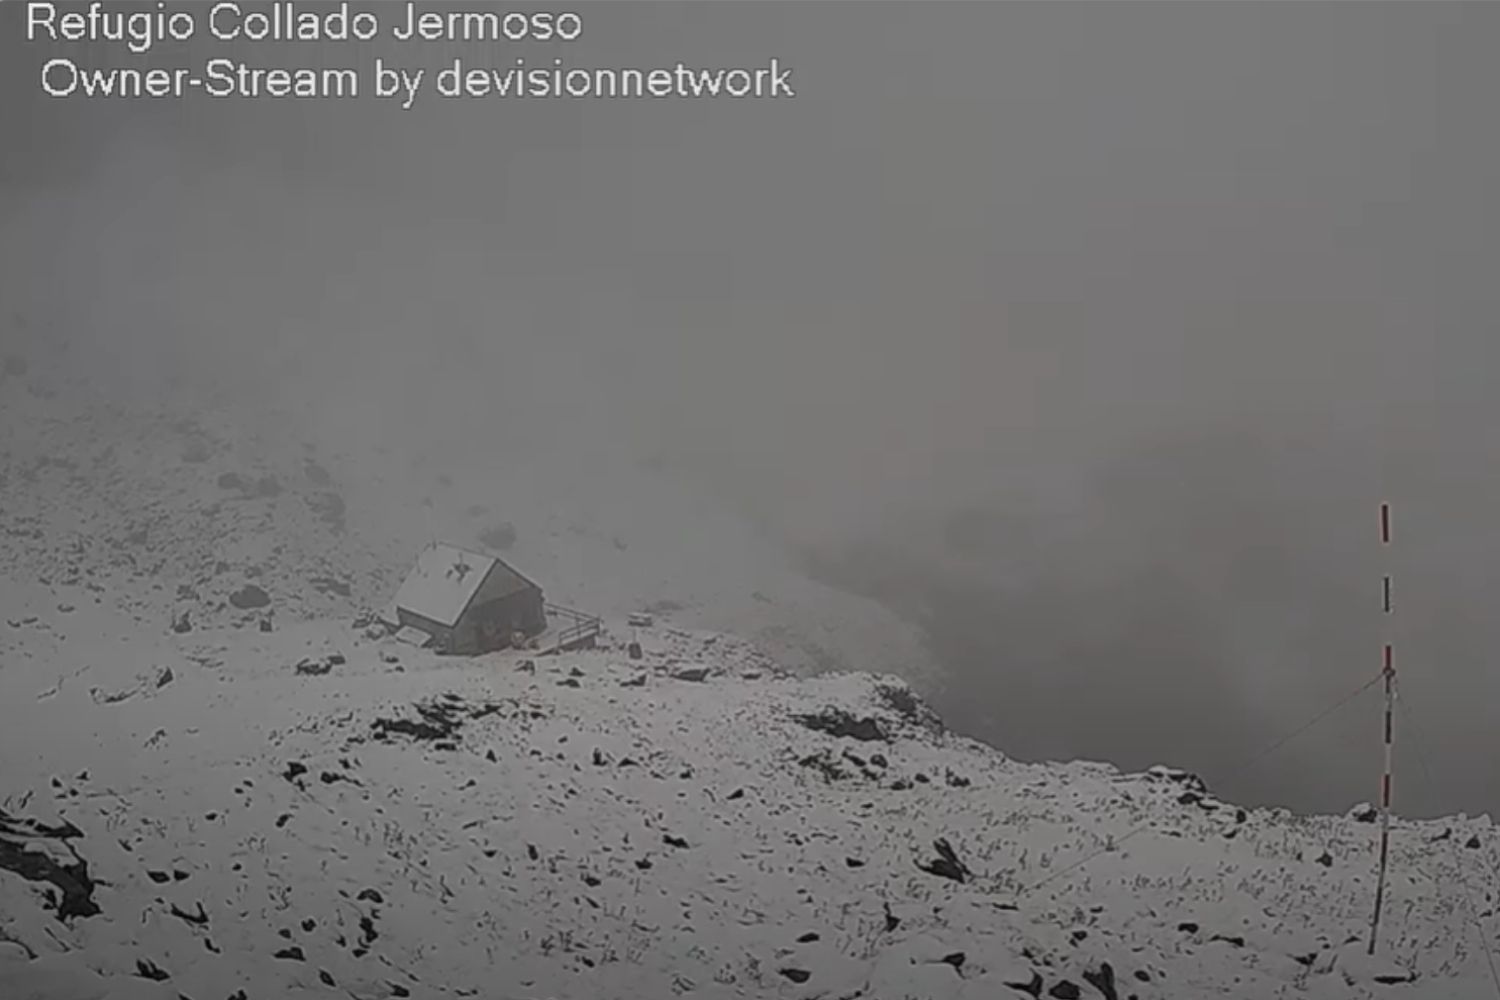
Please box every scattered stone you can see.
[793,708,887,743]
[778,968,811,984]
[918,837,971,883]
[479,522,517,551]
[134,958,170,981]
[1005,970,1044,997]
[309,576,352,598]
[1083,962,1119,1000]
[274,946,305,961]
[294,657,334,676]
[181,438,211,463]
[307,492,347,532]
[169,902,209,926]
[229,585,271,610]
[0,811,99,921]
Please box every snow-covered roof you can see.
[391,542,540,628]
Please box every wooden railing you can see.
[544,603,602,654]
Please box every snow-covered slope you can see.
[0,352,936,686]
[2,599,1498,999]
[6,353,1500,1000]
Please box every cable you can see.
[1393,679,1500,999]
[1234,669,1386,775]
[1019,668,1386,897]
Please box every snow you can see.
[4,358,1500,999]
[391,543,497,628]
[3,612,1499,998]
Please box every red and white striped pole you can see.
[1368,501,1396,956]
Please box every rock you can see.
[479,522,517,550]
[1005,971,1043,998]
[917,837,971,883]
[306,492,346,532]
[1083,962,1119,1000]
[228,585,270,610]
[673,666,710,683]
[180,438,211,464]
[793,708,887,742]
[294,657,334,676]
[1349,802,1378,823]
[778,968,811,984]
[1048,980,1081,999]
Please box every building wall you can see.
[455,588,545,654]
[397,558,546,655]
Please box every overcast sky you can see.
[4,2,1499,819]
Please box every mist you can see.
[4,2,1499,821]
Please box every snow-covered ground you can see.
[3,605,1498,999]
[5,353,1500,1000]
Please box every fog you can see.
[4,2,1498,820]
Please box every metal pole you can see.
[1368,502,1396,956]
